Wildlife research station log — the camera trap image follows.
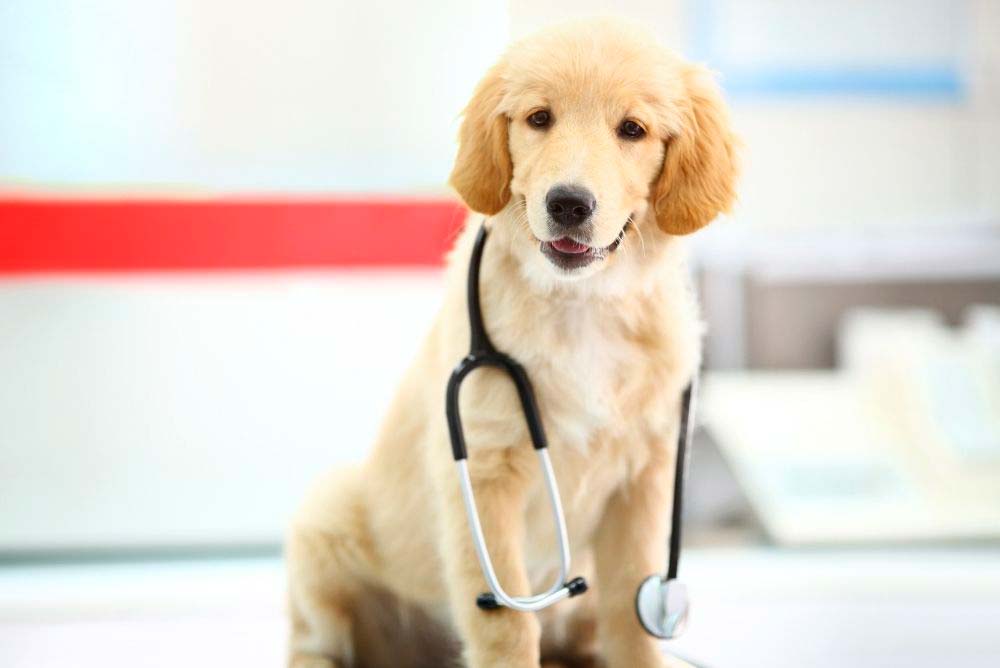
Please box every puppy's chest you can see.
[524,314,659,449]
[517,314,670,571]
[522,432,652,583]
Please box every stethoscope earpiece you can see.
[635,576,690,640]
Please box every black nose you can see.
[546,185,595,226]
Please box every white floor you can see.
[2,547,999,668]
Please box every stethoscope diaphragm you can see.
[636,575,690,639]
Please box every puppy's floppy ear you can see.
[449,63,512,215]
[653,65,738,235]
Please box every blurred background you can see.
[1,1,998,667]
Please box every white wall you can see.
[0,0,509,193]
[3,0,996,228]
[2,0,998,552]
[0,273,444,550]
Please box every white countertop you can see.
[2,547,998,668]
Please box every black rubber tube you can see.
[667,382,694,581]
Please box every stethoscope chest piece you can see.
[636,576,689,640]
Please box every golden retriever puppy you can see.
[287,17,737,668]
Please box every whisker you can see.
[618,224,632,259]
[630,216,647,258]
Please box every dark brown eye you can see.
[618,119,646,140]
[527,109,551,129]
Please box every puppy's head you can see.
[450,19,738,285]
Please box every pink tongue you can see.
[551,237,590,254]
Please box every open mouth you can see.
[540,222,629,270]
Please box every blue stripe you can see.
[719,66,963,99]
[686,0,963,100]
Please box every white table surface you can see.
[2,546,998,668]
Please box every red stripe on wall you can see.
[0,198,468,272]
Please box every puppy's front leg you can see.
[439,454,541,668]
[594,452,690,668]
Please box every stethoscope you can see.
[445,224,695,639]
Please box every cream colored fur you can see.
[287,18,737,668]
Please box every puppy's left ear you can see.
[653,65,738,235]
[449,63,513,215]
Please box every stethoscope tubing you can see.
[667,377,697,582]
[447,223,690,624]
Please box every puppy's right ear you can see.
[449,63,512,215]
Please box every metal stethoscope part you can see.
[446,224,694,636]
